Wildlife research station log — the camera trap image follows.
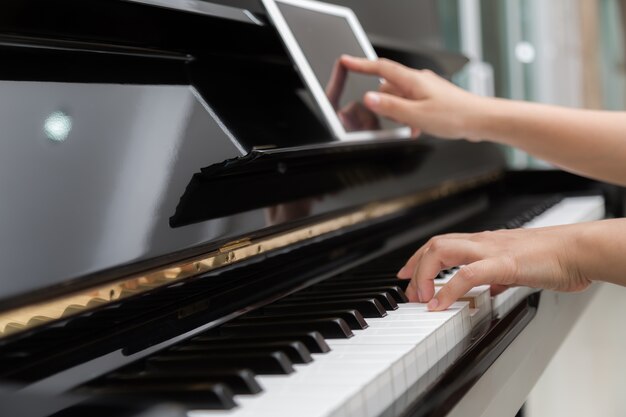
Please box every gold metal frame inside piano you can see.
[0,172,500,339]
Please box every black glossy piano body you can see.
[0,1,622,416]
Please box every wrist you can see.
[575,220,626,286]
[462,96,502,142]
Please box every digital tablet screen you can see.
[276,2,406,133]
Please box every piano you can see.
[0,1,621,416]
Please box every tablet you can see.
[262,0,411,142]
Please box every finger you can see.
[341,55,415,91]
[338,102,380,131]
[428,258,512,311]
[379,79,404,97]
[338,108,356,131]
[411,128,422,138]
[325,60,348,109]
[405,279,420,303]
[397,233,474,279]
[412,239,482,303]
[353,103,381,130]
[337,112,350,130]
[397,245,427,279]
[364,92,419,126]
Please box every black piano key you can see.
[317,280,410,292]
[302,286,409,303]
[220,318,353,339]
[147,351,294,375]
[191,332,331,354]
[285,291,398,310]
[172,341,313,364]
[244,309,368,330]
[271,299,387,318]
[333,273,400,282]
[349,267,400,274]
[506,220,523,229]
[83,382,237,409]
[98,369,262,395]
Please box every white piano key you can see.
[189,296,471,417]
[523,196,605,229]
[326,334,429,345]
[434,284,491,327]
[365,319,441,328]
[426,333,438,367]
[345,394,365,417]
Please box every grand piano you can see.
[0,1,620,416]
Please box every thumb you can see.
[364,92,419,126]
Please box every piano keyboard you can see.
[76,195,605,417]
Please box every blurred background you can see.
[327,0,626,416]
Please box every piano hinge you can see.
[219,238,253,253]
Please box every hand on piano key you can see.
[397,196,609,312]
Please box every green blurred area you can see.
[436,0,626,168]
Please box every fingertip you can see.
[405,280,420,302]
[419,283,436,304]
[427,298,439,311]
[364,92,381,108]
[340,55,361,67]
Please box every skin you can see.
[326,59,381,131]
[340,55,626,311]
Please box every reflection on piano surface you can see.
[0,1,620,417]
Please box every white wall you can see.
[526,284,626,417]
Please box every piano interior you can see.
[0,1,622,417]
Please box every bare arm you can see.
[475,99,626,186]
[341,55,626,187]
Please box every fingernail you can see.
[427,298,439,311]
[365,92,381,106]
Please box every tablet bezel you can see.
[262,0,411,142]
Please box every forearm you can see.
[472,98,626,186]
